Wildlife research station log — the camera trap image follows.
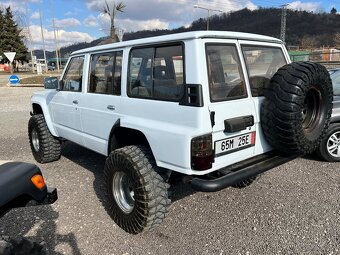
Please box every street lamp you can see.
[194,5,223,31]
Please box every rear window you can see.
[242,46,287,97]
[206,44,247,102]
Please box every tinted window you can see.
[89,51,122,95]
[128,44,184,101]
[62,56,84,92]
[332,73,340,96]
[242,46,287,97]
[206,44,247,102]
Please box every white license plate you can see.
[215,132,256,156]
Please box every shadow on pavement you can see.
[61,142,196,210]
[0,205,81,255]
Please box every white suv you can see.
[29,31,333,234]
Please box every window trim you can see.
[127,42,186,103]
[205,43,248,103]
[87,50,123,96]
[60,55,85,92]
[241,44,288,97]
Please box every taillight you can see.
[191,134,213,170]
[31,174,46,190]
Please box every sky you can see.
[1,0,340,51]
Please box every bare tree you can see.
[334,33,340,48]
[102,0,126,43]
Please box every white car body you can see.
[31,31,291,176]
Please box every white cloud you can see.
[24,25,96,51]
[31,11,40,20]
[54,18,81,28]
[288,1,323,12]
[84,15,98,27]
[87,0,257,32]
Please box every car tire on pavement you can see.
[317,123,340,162]
[28,114,61,163]
[104,145,171,234]
[261,61,333,155]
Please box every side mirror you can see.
[44,77,59,90]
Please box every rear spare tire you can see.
[261,62,333,155]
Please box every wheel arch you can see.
[31,101,58,137]
[107,121,153,156]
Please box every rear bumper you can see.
[191,153,296,192]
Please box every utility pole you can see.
[39,9,48,73]
[194,5,223,30]
[51,0,60,72]
[25,3,35,73]
[280,4,289,43]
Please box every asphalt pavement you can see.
[0,87,339,255]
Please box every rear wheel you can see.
[261,62,333,155]
[317,123,340,162]
[28,114,61,163]
[104,145,171,234]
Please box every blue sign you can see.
[9,75,20,85]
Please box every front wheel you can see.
[317,123,340,162]
[104,146,171,234]
[28,114,61,163]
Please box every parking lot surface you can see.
[0,87,339,255]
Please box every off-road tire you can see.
[104,145,171,234]
[261,62,333,155]
[0,236,46,255]
[28,114,61,163]
[232,175,258,189]
[317,123,340,162]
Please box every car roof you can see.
[71,30,283,56]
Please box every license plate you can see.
[215,132,256,157]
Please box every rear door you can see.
[240,42,289,155]
[204,40,257,169]
[79,51,123,155]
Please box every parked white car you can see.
[29,31,333,234]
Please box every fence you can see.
[290,51,340,69]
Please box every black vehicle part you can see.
[191,153,296,192]
[261,62,333,155]
[104,145,171,234]
[0,162,58,217]
[224,115,254,133]
[28,114,61,163]
[317,123,340,162]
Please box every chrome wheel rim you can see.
[31,129,40,152]
[112,172,135,214]
[327,131,340,158]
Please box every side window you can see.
[89,51,123,95]
[62,56,84,92]
[242,46,287,97]
[128,44,184,101]
[206,44,247,102]
[333,74,340,96]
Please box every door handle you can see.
[73,100,78,105]
[224,115,254,133]
[107,105,115,111]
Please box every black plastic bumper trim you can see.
[191,154,296,192]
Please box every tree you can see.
[331,7,337,15]
[300,35,318,49]
[102,0,126,43]
[2,6,27,63]
[334,33,340,47]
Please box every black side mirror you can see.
[44,77,59,90]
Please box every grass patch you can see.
[20,76,45,85]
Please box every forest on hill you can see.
[35,7,340,59]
